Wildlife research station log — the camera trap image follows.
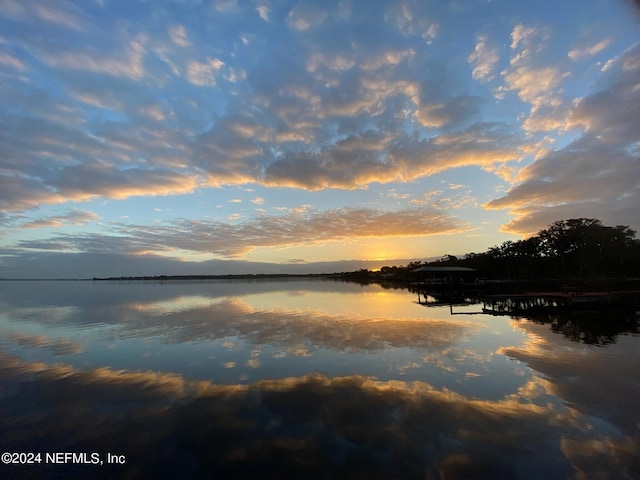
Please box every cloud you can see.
[286,1,328,31]
[138,104,166,122]
[0,0,86,31]
[255,122,521,190]
[568,38,612,61]
[383,1,441,40]
[37,33,147,80]
[498,24,570,133]
[168,24,191,47]
[423,23,439,43]
[0,76,200,212]
[0,174,62,212]
[567,45,640,144]
[414,95,482,129]
[186,57,225,86]
[306,52,356,73]
[256,5,270,21]
[468,34,500,81]
[0,0,530,217]
[49,161,199,202]
[23,292,474,353]
[20,210,100,229]
[486,146,640,236]
[122,207,465,257]
[9,207,463,260]
[0,0,636,271]
[8,332,83,355]
[360,48,415,72]
[500,319,640,438]
[32,2,86,31]
[0,51,26,71]
[487,44,640,235]
[502,65,568,108]
[1,348,634,478]
[509,24,537,50]
[213,0,241,14]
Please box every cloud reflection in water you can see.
[1,280,638,478]
[3,351,629,480]
[499,319,640,479]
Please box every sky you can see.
[0,0,639,278]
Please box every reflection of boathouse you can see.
[411,266,477,286]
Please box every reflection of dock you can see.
[481,291,640,316]
[414,290,484,315]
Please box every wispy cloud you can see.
[487,44,640,235]
[186,57,225,86]
[38,34,147,80]
[0,51,26,70]
[1,0,86,31]
[256,5,270,21]
[33,2,86,31]
[20,210,100,229]
[168,24,191,47]
[498,24,571,133]
[286,2,328,31]
[468,34,500,82]
[15,208,463,258]
[568,38,612,61]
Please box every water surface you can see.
[1,279,638,479]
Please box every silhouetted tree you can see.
[346,218,640,285]
[459,218,640,281]
[538,218,638,277]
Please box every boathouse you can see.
[411,266,477,286]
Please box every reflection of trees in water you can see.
[522,311,640,345]
[412,287,640,346]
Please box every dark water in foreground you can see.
[0,279,638,479]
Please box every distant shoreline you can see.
[0,273,340,281]
[91,273,340,281]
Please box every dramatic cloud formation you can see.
[0,0,638,276]
[488,44,640,234]
[500,318,640,439]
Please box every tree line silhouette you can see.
[377,218,640,282]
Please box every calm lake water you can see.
[1,279,638,479]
